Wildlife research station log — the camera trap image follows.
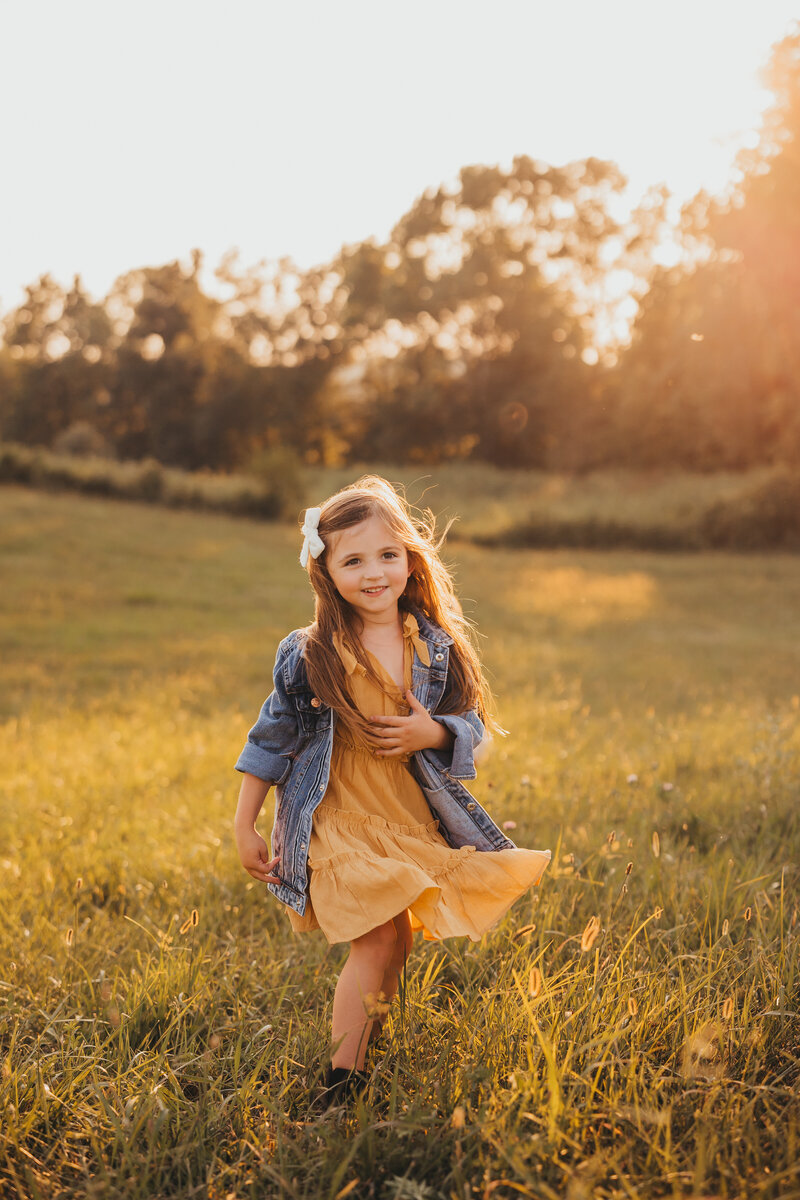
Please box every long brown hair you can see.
[301,475,498,740]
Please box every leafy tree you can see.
[309,155,637,466]
[0,275,113,446]
[614,26,800,468]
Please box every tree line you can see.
[1,29,798,475]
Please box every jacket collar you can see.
[406,605,454,648]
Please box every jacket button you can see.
[466,802,476,811]
[311,697,321,708]
[300,842,306,849]
[434,652,444,662]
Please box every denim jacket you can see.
[234,607,517,917]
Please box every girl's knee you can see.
[391,911,413,964]
[351,919,397,965]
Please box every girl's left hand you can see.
[370,690,454,756]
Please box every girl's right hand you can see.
[236,827,281,884]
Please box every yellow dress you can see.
[285,612,551,944]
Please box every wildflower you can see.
[661,782,674,792]
[651,831,661,858]
[502,820,517,831]
[364,991,391,1019]
[627,774,638,785]
[581,915,601,952]
[682,1022,724,1079]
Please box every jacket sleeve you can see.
[234,639,301,784]
[422,709,487,781]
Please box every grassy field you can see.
[1,484,799,1200]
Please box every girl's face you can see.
[326,514,412,625]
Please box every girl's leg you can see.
[370,909,413,1038]
[331,919,398,1070]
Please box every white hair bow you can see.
[299,507,325,567]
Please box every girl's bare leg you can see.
[331,920,398,1070]
[370,909,413,1039]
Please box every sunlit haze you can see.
[1,0,798,311]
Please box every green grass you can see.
[1,485,798,1199]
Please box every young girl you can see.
[233,476,550,1105]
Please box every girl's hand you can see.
[370,690,455,757]
[236,826,281,885]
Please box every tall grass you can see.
[1,486,798,1199]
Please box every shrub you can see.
[245,445,307,521]
[476,516,701,552]
[52,421,112,459]
[0,443,34,483]
[134,459,165,503]
[699,467,800,550]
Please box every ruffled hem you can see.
[285,803,551,944]
[308,802,445,857]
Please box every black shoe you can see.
[319,1065,370,1110]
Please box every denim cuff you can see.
[423,713,483,780]
[234,744,291,785]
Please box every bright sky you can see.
[1,0,798,313]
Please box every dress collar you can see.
[402,610,431,666]
[333,610,431,676]
[332,632,364,677]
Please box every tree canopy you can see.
[2,26,799,473]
